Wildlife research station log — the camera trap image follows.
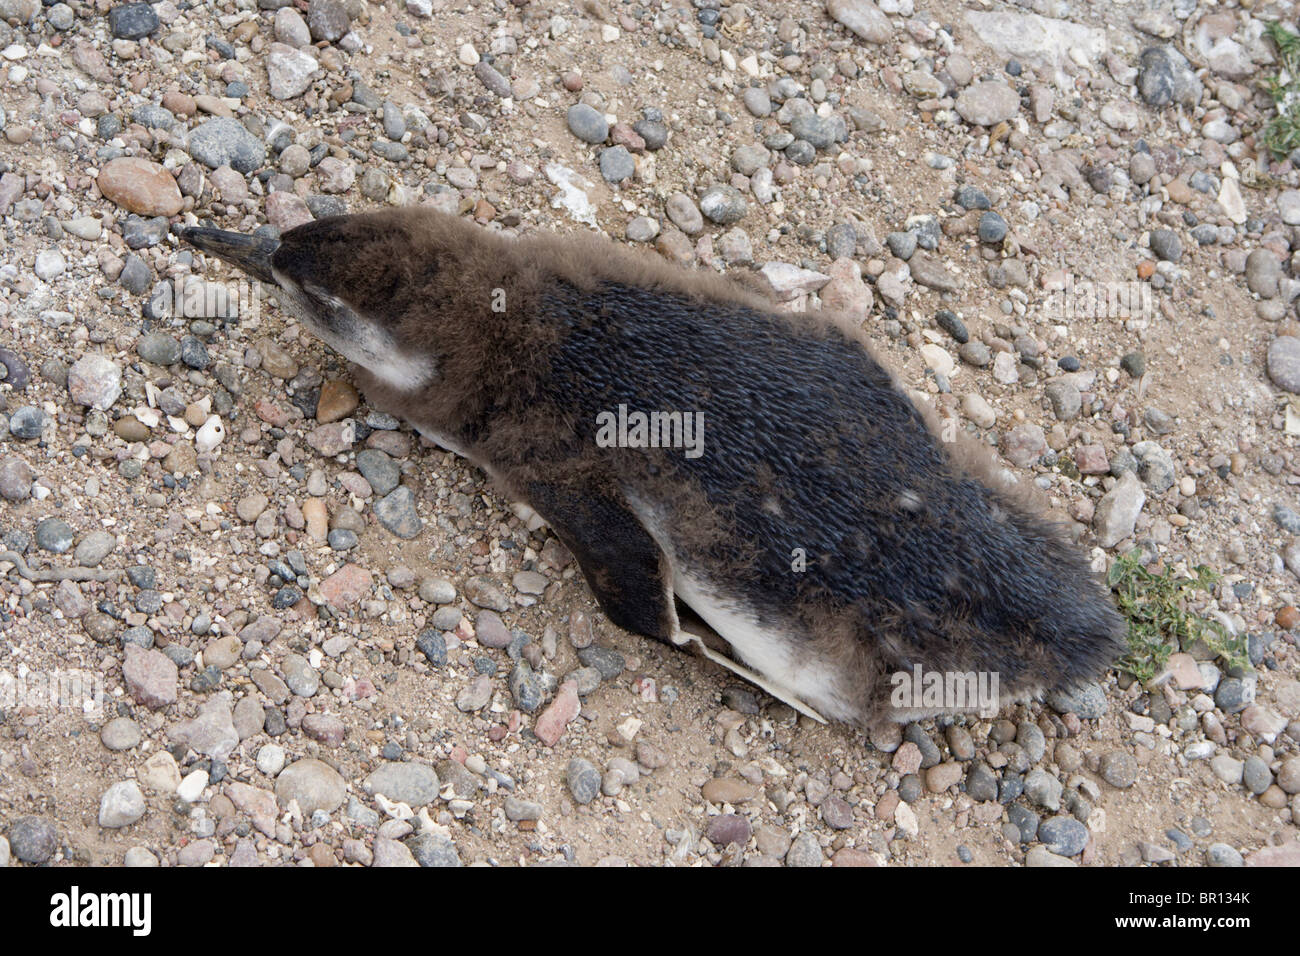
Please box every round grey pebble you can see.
[566,757,601,804]
[1206,843,1243,867]
[35,517,75,554]
[99,781,146,828]
[886,231,917,260]
[577,645,624,679]
[631,117,667,150]
[101,717,142,751]
[1007,804,1039,843]
[187,117,267,173]
[1046,682,1108,719]
[10,406,48,440]
[327,528,358,550]
[699,185,748,225]
[1038,816,1088,856]
[406,831,462,867]
[566,103,608,144]
[978,211,1008,243]
[0,457,34,502]
[788,114,841,149]
[742,87,771,116]
[825,222,857,259]
[1149,228,1182,262]
[785,831,824,867]
[75,530,116,567]
[599,146,634,183]
[1099,750,1137,788]
[8,816,58,863]
[108,3,158,39]
[137,332,180,365]
[1267,337,1300,394]
[1242,755,1272,795]
[419,577,456,604]
[955,185,990,209]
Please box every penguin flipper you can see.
[673,629,829,724]
[523,483,829,723]
[525,483,676,642]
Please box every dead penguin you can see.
[181,209,1125,727]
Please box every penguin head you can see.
[181,214,438,392]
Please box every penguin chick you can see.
[181,210,1126,728]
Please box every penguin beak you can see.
[179,226,279,285]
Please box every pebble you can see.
[1099,750,1138,788]
[956,81,1020,126]
[275,758,346,815]
[785,831,824,867]
[266,42,319,99]
[566,104,608,144]
[599,146,634,183]
[137,332,181,366]
[67,355,121,410]
[826,0,892,45]
[407,831,461,867]
[99,781,146,828]
[456,674,492,712]
[665,192,703,234]
[7,817,57,863]
[35,518,74,554]
[566,757,601,804]
[96,157,183,217]
[978,212,1008,244]
[366,763,440,806]
[535,680,580,746]
[356,449,399,495]
[281,654,319,697]
[1137,45,1201,108]
[374,486,422,538]
[1093,473,1145,548]
[257,744,286,776]
[700,185,748,225]
[100,717,141,751]
[464,576,510,612]
[108,3,158,40]
[1206,843,1243,867]
[707,814,752,846]
[0,458,34,499]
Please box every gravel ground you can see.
[0,0,1299,867]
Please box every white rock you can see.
[35,249,67,280]
[760,261,830,300]
[177,769,209,803]
[1094,472,1145,548]
[1279,190,1300,226]
[919,344,955,377]
[195,414,225,453]
[1217,177,1247,224]
[99,781,146,828]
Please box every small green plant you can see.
[1107,552,1248,682]
[1262,21,1300,160]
